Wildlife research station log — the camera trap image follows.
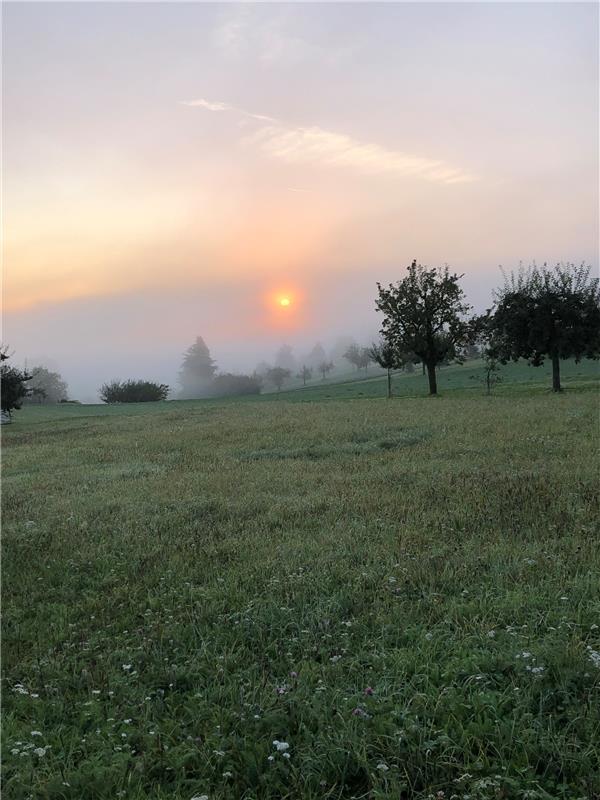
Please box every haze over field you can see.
[3,2,598,400]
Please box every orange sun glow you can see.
[279,297,291,307]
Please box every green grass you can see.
[2,368,600,799]
[262,357,600,402]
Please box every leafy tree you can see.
[318,360,334,380]
[267,367,291,392]
[210,373,261,397]
[179,336,217,398]
[297,365,313,386]
[344,344,373,373]
[100,380,169,403]
[376,260,472,395]
[26,365,68,404]
[1,348,32,416]
[369,340,397,398]
[344,344,362,370]
[489,263,600,392]
[357,347,372,373]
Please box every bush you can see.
[209,373,261,397]
[99,380,169,403]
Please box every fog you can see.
[3,2,598,400]
[4,261,589,403]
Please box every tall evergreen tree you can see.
[179,336,217,398]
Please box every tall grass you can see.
[2,390,599,799]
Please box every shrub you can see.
[99,380,169,403]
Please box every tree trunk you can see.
[426,363,437,395]
[387,368,392,399]
[422,362,426,375]
[551,353,561,392]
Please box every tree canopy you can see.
[489,263,600,392]
[376,260,472,395]
[1,348,32,416]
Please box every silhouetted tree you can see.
[376,260,472,395]
[489,263,600,392]
[318,360,334,380]
[297,365,313,386]
[1,348,32,417]
[179,336,217,398]
[267,367,291,392]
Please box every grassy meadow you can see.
[2,362,600,799]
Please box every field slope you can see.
[2,385,599,799]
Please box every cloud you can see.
[181,99,233,113]
[181,98,477,185]
[180,98,276,123]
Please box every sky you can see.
[3,2,598,400]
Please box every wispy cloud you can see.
[180,98,275,123]
[181,98,477,185]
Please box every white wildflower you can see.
[376,762,389,771]
[273,740,290,752]
[587,646,600,668]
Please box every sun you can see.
[279,297,291,307]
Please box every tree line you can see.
[2,261,598,414]
[374,260,599,396]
